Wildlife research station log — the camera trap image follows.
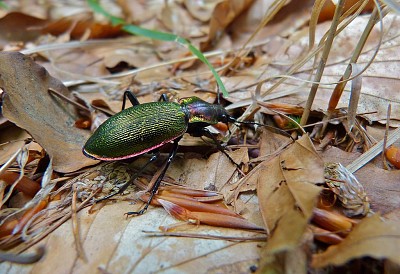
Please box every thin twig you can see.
[0,246,45,264]
[72,185,88,262]
[142,231,267,241]
[382,104,391,170]
[300,0,346,126]
[48,88,90,112]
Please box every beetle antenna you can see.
[235,120,295,140]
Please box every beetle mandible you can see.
[83,90,239,215]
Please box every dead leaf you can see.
[258,135,324,232]
[257,135,324,268]
[312,214,400,268]
[200,0,254,51]
[41,12,122,39]
[184,0,221,22]
[160,2,204,38]
[167,147,248,192]
[0,52,97,172]
[0,12,46,47]
[0,125,30,164]
[318,0,375,23]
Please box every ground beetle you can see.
[83,90,276,215]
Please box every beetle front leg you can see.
[193,127,241,170]
[125,137,181,216]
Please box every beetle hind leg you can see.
[125,137,181,216]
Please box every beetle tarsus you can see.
[125,208,147,216]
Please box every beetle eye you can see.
[221,114,233,123]
[220,114,228,122]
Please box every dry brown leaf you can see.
[184,0,222,22]
[37,47,111,83]
[318,0,375,23]
[312,214,400,268]
[0,12,46,47]
[160,1,204,38]
[0,125,30,165]
[97,38,163,70]
[200,0,254,51]
[355,164,400,215]
[167,147,248,192]
[229,0,310,45]
[0,52,97,172]
[224,13,400,126]
[256,135,324,268]
[41,12,123,39]
[119,0,161,24]
[258,135,324,233]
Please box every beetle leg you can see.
[125,137,181,216]
[122,90,141,110]
[193,127,241,170]
[95,152,160,203]
[158,94,169,102]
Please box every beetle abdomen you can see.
[83,102,187,160]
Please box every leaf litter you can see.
[0,0,400,273]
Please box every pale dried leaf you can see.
[0,52,97,172]
[167,147,248,192]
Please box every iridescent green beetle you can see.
[83,91,235,215]
[83,96,233,160]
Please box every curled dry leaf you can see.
[158,199,265,231]
[312,214,400,268]
[0,52,98,172]
[149,193,241,218]
[0,171,41,197]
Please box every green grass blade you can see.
[87,0,228,97]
